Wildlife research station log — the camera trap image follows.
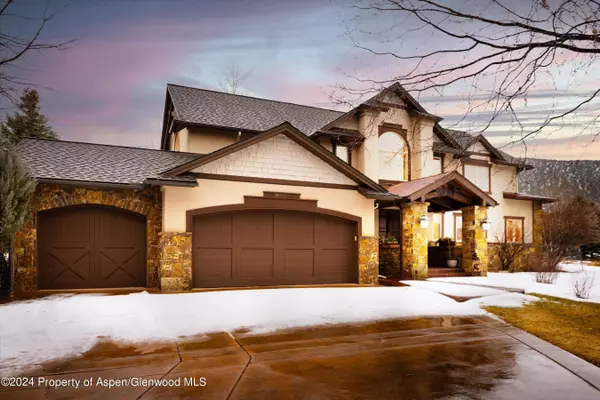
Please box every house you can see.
[12,83,555,292]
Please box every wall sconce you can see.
[481,218,491,231]
[419,214,430,229]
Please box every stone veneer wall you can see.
[401,202,428,280]
[358,236,378,284]
[461,205,489,276]
[13,184,162,293]
[158,232,192,291]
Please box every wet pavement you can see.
[1,316,599,399]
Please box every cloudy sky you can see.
[4,0,599,160]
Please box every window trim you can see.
[332,141,352,165]
[504,216,525,243]
[462,161,492,194]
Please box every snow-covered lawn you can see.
[431,264,600,303]
[0,286,501,376]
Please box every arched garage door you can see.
[192,210,358,288]
[38,206,147,289]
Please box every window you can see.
[379,132,407,181]
[335,144,350,163]
[431,154,443,175]
[426,213,443,241]
[505,217,524,243]
[379,209,401,243]
[463,163,491,193]
[454,213,463,242]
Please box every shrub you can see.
[573,270,596,299]
[525,254,559,284]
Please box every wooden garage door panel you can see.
[240,249,274,279]
[193,210,357,288]
[239,213,274,247]
[195,249,233,279]
[38,206,146,289]
[279,213,314,247]
[194,214,233,247]
[283,249,314,278]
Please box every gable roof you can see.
[387,171,499,206]
[166,84,343,136]
[16,138,202,187]
[163,122,388,194]
[434,129,532,169]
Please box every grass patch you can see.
[485,294,600,367]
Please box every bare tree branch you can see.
[341,0,600,151]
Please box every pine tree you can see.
[0,88,58,145]
[0,147,36,294]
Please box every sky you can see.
[3,0,600,160]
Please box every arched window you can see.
[379,132,408,181]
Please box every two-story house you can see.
[13,83,554,293]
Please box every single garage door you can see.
[38,206,146,289]
[192,210,358,288]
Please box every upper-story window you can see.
[432,153,443,175]
[463,163,491,193]
[379,132,408,181]
[333,142,350,164]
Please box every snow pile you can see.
[400,280,506,297]
[466,293,540,308]
[0,287,487,374]
[431,264,600,303]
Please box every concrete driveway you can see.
[1,316,599,399]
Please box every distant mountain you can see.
[519,159,600,203]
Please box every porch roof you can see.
[387,171,499,212]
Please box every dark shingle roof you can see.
[16,138,202,186]
[167,84,343,136]
[434,129,531,168]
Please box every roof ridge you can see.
[20,137,204,157]
[166,83,345,115]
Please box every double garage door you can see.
[37,206,358,289]
[38,206,147,289]
[192,210,358,287]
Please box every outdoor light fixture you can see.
[481,218,491,231]
[419,214,430,229]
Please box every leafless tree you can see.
[543,198,600,270]
[342,0,600,147]
[217,61,251,95]
[0,0,74,107]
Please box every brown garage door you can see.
[192,210,358,288]
[38,206,146,289]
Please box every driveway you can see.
[1,316,599,399]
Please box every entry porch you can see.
[376,171,498,280]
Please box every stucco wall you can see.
[188,129,253,154]
[162,179,376,236]
[192,134,357,186]
[337,101,438,182]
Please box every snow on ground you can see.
[1,287,490,375]
[400,280,506,297]
[431,264,600,303]
[466,293,540,308]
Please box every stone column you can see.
[532,201,543,258]
[401,202,429,280]
[359,237,378,284]
[158,232,192,291]
[461,206,489,276]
